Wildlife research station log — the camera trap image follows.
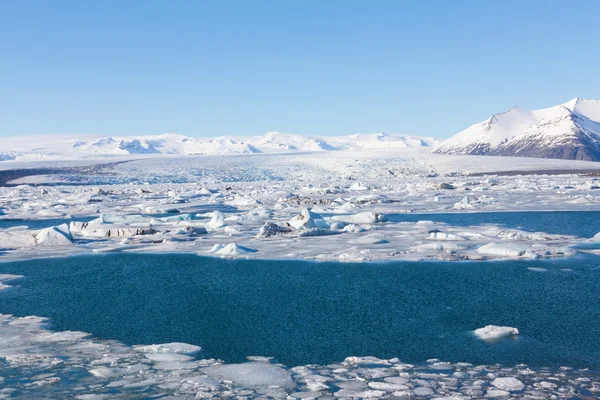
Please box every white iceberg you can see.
[474,325,519,341]
[288,208,322,230]
[208,243,257,256]
[133,342,201,355]
[491,377,525,392]
[0,224,73,247]
[332,211,385,224]
[205,211,226,230]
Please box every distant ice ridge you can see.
[0,131,439,161]
[435,97,600,161]
[0,313,597,399]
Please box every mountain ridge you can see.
[0,132,439,162]
[435,98,600,161]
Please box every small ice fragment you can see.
[474,325,519,341]
[202,362,295,389]
[133,342,201,355]
[208,243,257,256]
[491,377,525,392]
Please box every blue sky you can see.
[1,0,599,139]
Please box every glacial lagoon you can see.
[0,253,598,369]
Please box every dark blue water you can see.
[0,253,599,368]
[384,211,600,238]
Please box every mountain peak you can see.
[562,97,583,111]
[435,97,600,161]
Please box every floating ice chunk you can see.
[174,226,207,235]
[342,224,368,233]
[413,386,435,396]
[77,225,156,237]
[332,211,385,224]
[477,243,575,258]
[476,243,527,257]
[0,274,23,291]
[288,208,322,230]
[33,330,90,343]
[208,244,224,253]
[36,224,73,245]
[224,226,242,235]
[156,213,195,222]
[453,196,473,209]
[202,362,295,389]
[88,366,116,378]
[474,325,519,341]
[133,342,201,355]
[590,232,600,241]
[333,202,361,213]
[329,221,347,230]
[485,389,510,398]
[143,353,194,362]
[144,206,180,214]
[0,224,73,247]
[453,195,497,210]
[343,356,391,366]
[36,209,66,218]
[229,207,272,222]
[491,377,524,391]
[208,243,257,256]
[494,230,570,241]
[256,222,292,238]
[368,381,409,391]
[205,211,226,230]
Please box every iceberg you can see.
[474,325,519,341]
[491,377,525,392]
[208,243,257,256]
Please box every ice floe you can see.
[207,243,258,257]
[474,325,519,341]
[0,152,598,263]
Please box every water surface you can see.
[385,210,600,238]
[0,253,598,368]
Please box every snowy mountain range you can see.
[435,98,600,161]
[4,97,599,163]
[0,132,439,162]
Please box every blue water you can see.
[0,253,599,368]
[384,210,600,238]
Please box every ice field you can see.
[0,150,600,398]
[2,150,600,263]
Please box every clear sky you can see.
[1,0,599,139]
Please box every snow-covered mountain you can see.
[0,132,439,161]
[435,98,600,161]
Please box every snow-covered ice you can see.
[474,325,520,341]
[1,149,599,262]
